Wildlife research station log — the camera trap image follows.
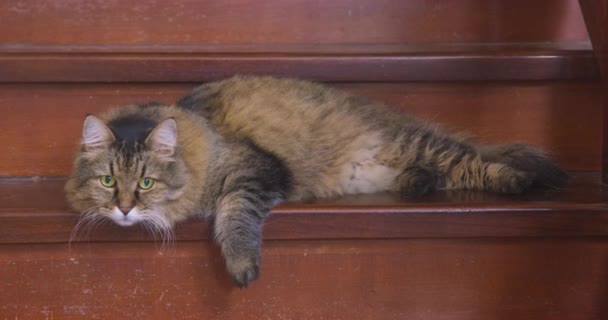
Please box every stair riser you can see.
[0,0,588,50]
[0,82,601,177]
[1,239,605,319]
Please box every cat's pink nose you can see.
[119,206,132,216]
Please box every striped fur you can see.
[67,75,567,287]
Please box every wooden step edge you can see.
[0,49,599,82]
[0,173,607,244]
[0,42,594,54]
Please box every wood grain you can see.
[1,173,607,244]
[0,239,606,319]
[0,0,589,51]
[0,82,601,177]
[0,1,605,319]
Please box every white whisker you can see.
[142,210,175,251]
[69,207,104,255]
[142,220,159,244]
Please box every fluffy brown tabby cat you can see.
[65,75,567,287]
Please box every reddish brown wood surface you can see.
[0,0,589,51]
[0,47,599,82]
[0,1,605,318]
[580,0,608,78]
[580,0,608,182]
[0,82,601,177]
[0,0,596,82]
[1,173,607,244]
[1,239,606,319]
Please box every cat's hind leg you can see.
[397,161,533,195]
[445,157,534,194]
[392,129,536,195]
[397,166,443,196]
[477,143,568,189]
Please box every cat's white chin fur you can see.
[109,207,143,227]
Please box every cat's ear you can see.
[146,118,177,158]
[82,115,114,152]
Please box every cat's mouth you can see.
[108,206,143,227]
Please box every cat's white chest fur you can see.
[340,134,399,194]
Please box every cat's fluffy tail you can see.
[476,143,569,189]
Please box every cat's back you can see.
[178,75,421,199]
[180,75,415,128]
[179,75,420,143]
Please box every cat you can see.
[65,75,568,287]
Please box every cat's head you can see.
[65,111,189,231]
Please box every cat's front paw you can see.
[225,252,260,288]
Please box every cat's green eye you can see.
[100,175,116,187]
[138,177,155,190]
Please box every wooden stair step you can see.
[0,82,603,177]
[2,238,604,319]
[0,0,595,83]
[1,172,607,245]
[1,1,605,317]
[0,44,599,82]
[1,172,607,318]
[0,1,589,49]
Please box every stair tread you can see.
[1,172,606,244]
[0,44,599,82]
[0,42,594,53]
